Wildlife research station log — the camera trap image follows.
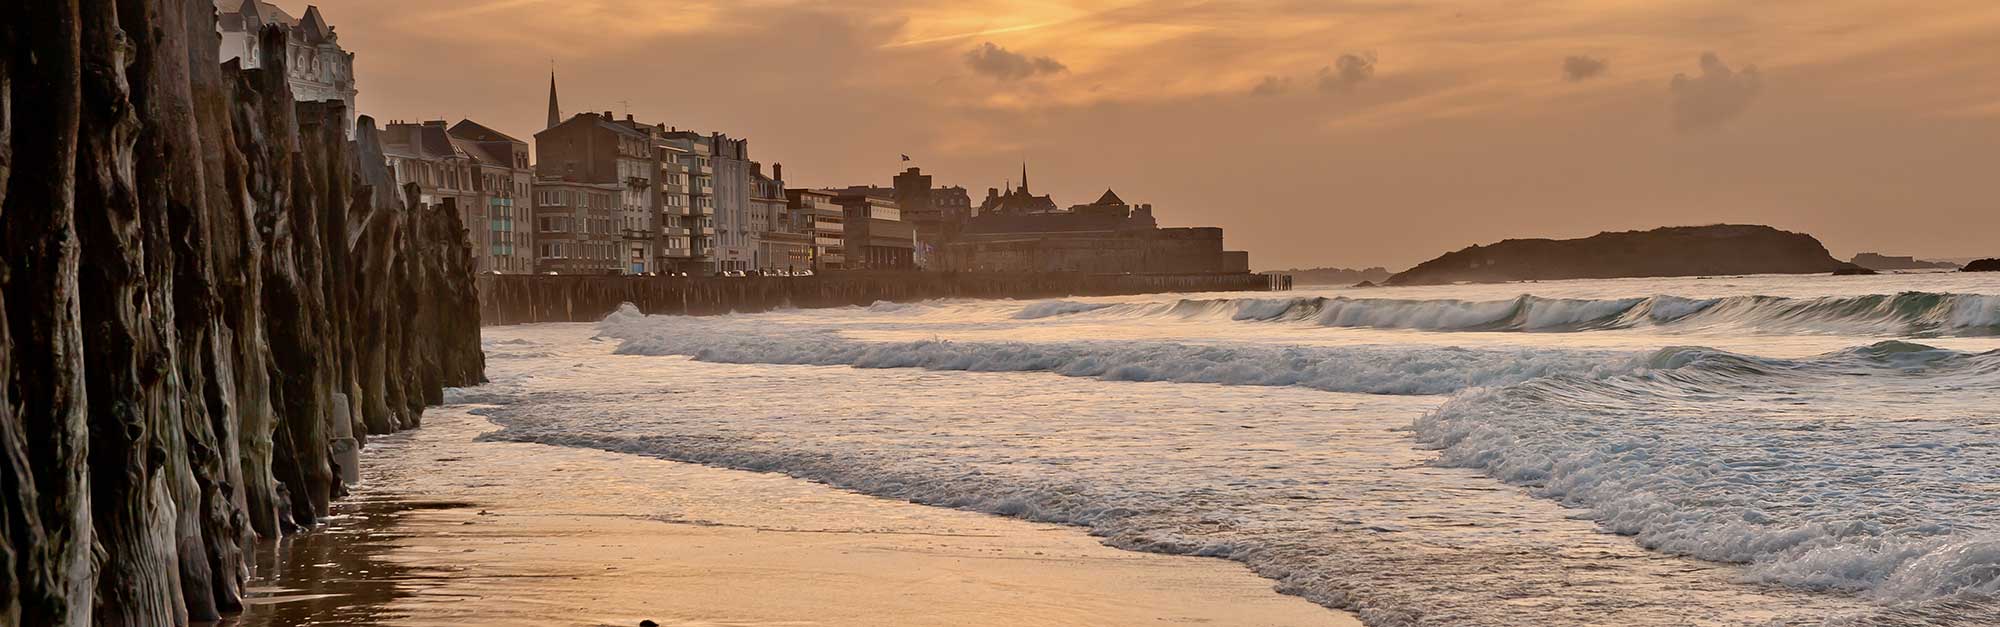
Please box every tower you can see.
[546,71,562,129]
[1019,162,1030,194]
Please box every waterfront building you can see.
[531,179,626,275]
[976,164,1060,215]
[535,111,660,274]
[215,1,358,137]
[787,189,845,270]
[654,143,697,272]
[381,119,535,274]
[830,191,916,270]
[946,188,1250,274]
[752,165,812,272]
[710,135,756,273]
[833,168,974,269]
[656,132,716,274]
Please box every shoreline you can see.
[222,407,1360,626]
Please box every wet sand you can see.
[221,407,1361,627]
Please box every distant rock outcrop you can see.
[1965,259,2000,272]
[1,4,482,624]
[1384,225,1859,286]
[1850,253,1958,271]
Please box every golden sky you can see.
[317,0,2000,268]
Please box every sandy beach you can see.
[220,406,1360,627]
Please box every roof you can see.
[216,0,298,31]
[296,6,331,43]
[381,122,468,162]
[1092,189,1126,206]
[447,119,525,144]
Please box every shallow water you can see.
[475,271,2000,626]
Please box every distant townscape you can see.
[221,2,1248,278]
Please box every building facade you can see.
[531,180,626,274]
[381,119,535,274]
[710,134,755,273]
[216,1,358,137]
[657,131,717,274]
[945,189,1249,274]
[831,191,916,270]
[787,189,844,270]
[976,164,1060,215]
[751,165,811,272]
[535,111,660,274]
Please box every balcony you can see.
[625,176,650,189]
[622,228,653,241]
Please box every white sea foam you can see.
[1413,343,2000,605]
[478,274,2000,625]
[599,304,1639,395]
[1012,300,1115,319]
[1030,292,2000,337]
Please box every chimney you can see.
[773,163,783,182]
[626,114,634,122]
[603,111,613,119]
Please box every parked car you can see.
[793,269,815,277]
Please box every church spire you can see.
[1019,162,1030,194]
[546,70,562,129]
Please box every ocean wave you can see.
[1012,300,1116,319]
[1029,292,2000,337]
[1412,342,2000,605]
[598,304,1641,395]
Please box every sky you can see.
[308,0,2000,270]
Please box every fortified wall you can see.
[480,272,1282,324]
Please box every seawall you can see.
[480,272,1281,324]
[1,4,483,625]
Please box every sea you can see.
[461,271,2000,626]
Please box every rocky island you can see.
[1384,224,1861,286]
[1965,258,2000,272]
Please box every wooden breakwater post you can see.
[476,271,1284,325]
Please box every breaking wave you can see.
[598,304,1640,396]
[1033,292,2000,337]
[1413,342,2000,605]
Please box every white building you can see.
[215,1,359,137]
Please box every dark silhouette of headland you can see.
[1384,225,1861,286]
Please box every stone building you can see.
[751,165,812,272]
[534,111,660,274]
[946,189,1250,274]
[709,134,756,273]
[976,164,1060,215]
[831,191,916,270]
[787,189,845,270]
[531,180,626,274]
[380,119,535,274]
[834,167,973,269]
[215,1,358,137]
[656,131,722,273]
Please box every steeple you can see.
[546,71,562,130]
[1019,162,1030,194]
